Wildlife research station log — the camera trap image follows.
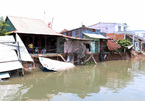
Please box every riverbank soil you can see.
[103,50,145,61]
[103,52,130,61]
[131,51,145,59]
[32,51,145,68]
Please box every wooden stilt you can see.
[83,54,97,65]
[92,56,97,65]
[21,68,24,76]
[58,54,66,62]
[83,54,93,65]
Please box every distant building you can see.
[88,22,145,51]
[61,27,107,53]
[117,30,145,51]
[60,29,68,34]
[88,22,128,41]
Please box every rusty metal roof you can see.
[7,16,62,36]
[107,40,121,51]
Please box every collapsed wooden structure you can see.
[0,34,34,79]
[63,36,97,65]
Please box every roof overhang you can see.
[11,30,63,36]
[83,33,107,39]
[127,34,145,41]
[62,35,93,41]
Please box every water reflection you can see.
[1,59,145,101]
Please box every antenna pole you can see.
[44,11,45,22]
[51,17,54,28]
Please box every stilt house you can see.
[5,16,63,54]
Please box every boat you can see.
[39,57,75,72]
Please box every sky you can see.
[1,0,145,32]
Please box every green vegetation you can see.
[117,39,131,52]
[117,39,131,48]
[0,16,9,36]
[82,25,86,27]
[85,61,95,65]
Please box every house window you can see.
[92,29,96,32]
[95,41,99,52]
[70,32,72,36]
[118,26,121,31]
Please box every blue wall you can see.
[61,27,107,53]
[72,31,75,37]
[62,27,106,38]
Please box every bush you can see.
[117,39,131,48]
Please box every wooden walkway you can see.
[30,53,66,61]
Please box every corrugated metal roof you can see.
[83,33,107,39]
[7,16,62,36]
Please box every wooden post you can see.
[58,54,66,62]
[92,56,97,64]
[32,36,35,53]
[56,37,57,53]
[45,37,47,49]
[83,54,93,65]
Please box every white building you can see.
[89,22,145,52]
[117,30,145,51]
[88,22,128,34]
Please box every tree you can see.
[0,16,9,36]
[117,39,131,47]
[117,39,131,52]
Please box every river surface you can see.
[0,59,145,101]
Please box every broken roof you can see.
[0,35,23,73]
[107,40,121,51]
[6,16,62,36]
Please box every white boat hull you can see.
[39,57,75,71]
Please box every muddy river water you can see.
[0,59,145,101]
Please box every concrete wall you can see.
[89,23,128,34]
[116,34,124,40]
[57,37,65,53]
